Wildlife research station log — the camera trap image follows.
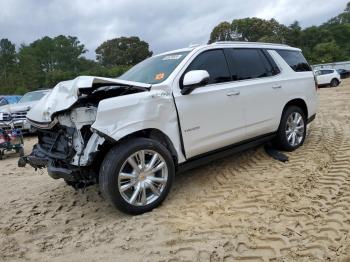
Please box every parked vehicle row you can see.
[0,90,50,133]
[19,42,318,214]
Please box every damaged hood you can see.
[27,76,151,123]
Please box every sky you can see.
[0,0,348,59]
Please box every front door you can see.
[173,49,246,159]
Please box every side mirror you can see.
[181,70,210,95]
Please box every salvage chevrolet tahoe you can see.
[19,42,318,214]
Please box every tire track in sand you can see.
[1,82,350,261]
[140,89,350,261]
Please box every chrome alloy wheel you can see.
[117,150,168,206]
[285,112,305,147]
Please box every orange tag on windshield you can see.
[155,73,165,81]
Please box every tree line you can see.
[0,36,152,94]
[209,2,350,64]
[0,2,349,95]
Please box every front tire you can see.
[274,106,307,151]
[99,138,175,215]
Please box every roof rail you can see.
[212,41,289,47]
[188,43,201,48]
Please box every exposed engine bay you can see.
[20,83,147,186]
[18,75,184,189]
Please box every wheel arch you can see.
[89,128,179,184]
[331,78,339,85]
[282,98,308,120]
[117,128,179,165]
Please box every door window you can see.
[225,48,276,81]
[184,49,231,85]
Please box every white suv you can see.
[20,42,318,214]
[314,69,341,87]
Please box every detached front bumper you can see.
[18,148,49,169]
[18,147,78,182]
[18,124,78,182]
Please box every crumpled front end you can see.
[26,76,151,123]
[20,76,150,185]
[20,106,105,184]
[19,75,184,187]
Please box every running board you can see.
[177,133,276,173]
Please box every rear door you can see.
[224,48,284,138]
[173,49,247,158]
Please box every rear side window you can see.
[225,48,277,81]
[185,49,231,84]
[319,69,333,75]
[276,50,311,72]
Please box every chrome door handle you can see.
[272,85,282,89]
[227,90,240,96]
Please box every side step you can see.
[177,133,276,173]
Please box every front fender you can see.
[91,90,186,163]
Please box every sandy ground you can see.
[1,80,350,262]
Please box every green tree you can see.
[0,39,16,82]
[52,35,87,72]
[311,41,345,64]
[298,26,333,60]
[285,21,302,47]
[24,35,86,74]
[230,18,288,42]
[208,1,350,64]
[17,43,43,89]
[17,35,87,88]
[209,18,289,44]
[96,36,152,67]
[0,35,134,94]
[208,22,239,43]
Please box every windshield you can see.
[119,51,190,84]
[19,91,48,103]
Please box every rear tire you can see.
[99,138,175,215]
[274,106,307,151]
[330,78,339,87]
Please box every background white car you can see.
[0,90,50,132]
[314,69,341,87]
